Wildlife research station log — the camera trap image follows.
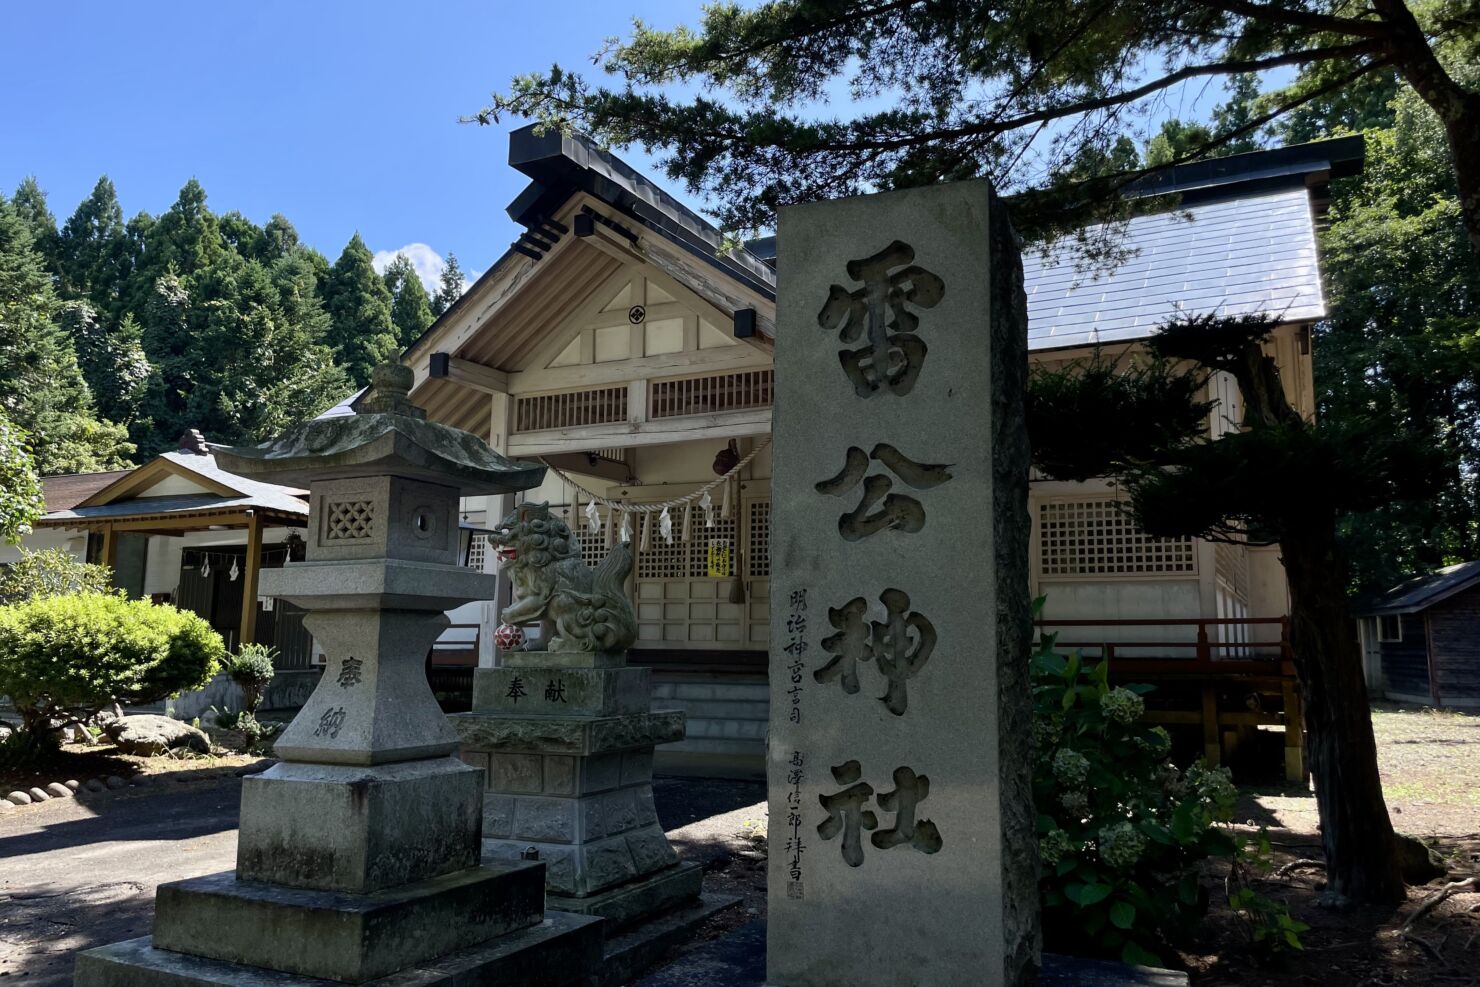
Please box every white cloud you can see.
[372,243,446,294]
[373,243,482,298]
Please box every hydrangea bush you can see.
[1032,606,1303,965]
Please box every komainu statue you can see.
[492,502,637,654]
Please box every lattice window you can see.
[514,386,628,432]
[465,533,489,570]
[326,501,374,540]
[638,524,690,579]
[1038,499,1194,576]
[566,505,610,571]
[649,369,773,419]
[747,499,771,577]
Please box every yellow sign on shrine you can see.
[706,539,732,578]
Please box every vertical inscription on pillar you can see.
[770,181,1015,986]
[783,590,809,724]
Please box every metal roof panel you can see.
[1024,187,1324,351]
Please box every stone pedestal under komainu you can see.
[450,503,729,976]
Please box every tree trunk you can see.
[1279,520,1406,904]
[1372,0,1480,265]
[1438,97,1480,267]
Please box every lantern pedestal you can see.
[76,366,599,987]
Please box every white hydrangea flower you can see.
[1052,747,1090,787]
[1098,821,1147,869]
[1101,686,1145,726]
[1039,828,1076,866]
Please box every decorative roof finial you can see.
[358,363,425,420]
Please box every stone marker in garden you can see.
[75,365,601,986]
[766,181,1039,986]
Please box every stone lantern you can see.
[76,366,602,986]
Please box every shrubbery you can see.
[1032,611,1304,965]
[224,643,277,714]
[0,548,111,604]
[0,591,224,754]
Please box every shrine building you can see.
[402,127,1364,778]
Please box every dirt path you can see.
[0,772,765,986]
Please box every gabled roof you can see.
[1355,560,1480,616]
[36,451,308,529]
[40,470,131,512]
[1022,185,1324,351]
[403,132,1360,374]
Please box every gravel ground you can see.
[1238,703,1480,837]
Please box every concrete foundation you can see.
[152,861,544,982]
[545,860,703,927]
[74,910,603,987]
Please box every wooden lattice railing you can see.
[514,386,628,432]
[649,369,773,419]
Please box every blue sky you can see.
[2,2,1254,292]
[0,0,702,290]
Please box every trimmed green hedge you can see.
[0,591,224,749]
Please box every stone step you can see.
[676,717,767,741]
[650,681,769,703]
[655,698,768,722]
[661,736,765,756]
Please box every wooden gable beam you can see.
[574,215,775,355]
[428,353,510,394]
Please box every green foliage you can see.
[11,177,59,272]
[56,177,131,318]
[1027,353,1212,482]
[1031,615,1304,963]
[3,173,370,464]
[430,252,464,317]
[0,410,43,545]
[476,2,1476,246]
[325,233,398,386]
[224,643,277,713]
[0,192,133,474]
[207,706,280,751]
[1314,82,1480,592]
[0,548,111,604]
[383,253,435,346]
[0,592,223,754]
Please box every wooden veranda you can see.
[1037,616,1305,782]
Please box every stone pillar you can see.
[76,366,601,987]
[766,181,1039,986]
[453,648,700,926]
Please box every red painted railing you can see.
[1033,616,1293,675]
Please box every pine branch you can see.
[812,41,1381,154]
[1192,0,1391,40]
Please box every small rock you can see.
[105,776,126,789]
[105,714,210,756]
[27,787,49,802]
[1396,833,1447,884]
[85,778,106,793]
[64,779,80,791]
[44,782,71,798]
[0,798,12,811]
[6,791,32,805]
